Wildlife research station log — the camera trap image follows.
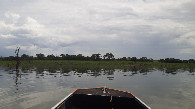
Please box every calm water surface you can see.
[0,66,195,109]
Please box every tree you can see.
[131,57,137,62]
[140,57,147,62]
[164,58,182,63]
[60,54,65,57]
[60,54,66,60]
[189,59,195,63]
[21,54,29,60]
[159,59,164,62]
[76,54,85,60]
[36,53,45,60]
[103,53,114,60]
[47,54,55,60]
[127,57,131,61]
[15,47,20,70]
[121,57,127,60]
[91,54,101,61]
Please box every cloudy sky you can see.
[0,0,195,59]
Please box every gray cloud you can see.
[0,0,195,59]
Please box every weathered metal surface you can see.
[74,88,134,98]
[51,87,151,109]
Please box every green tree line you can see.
[0,53,195,63]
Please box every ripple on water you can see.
[0,66,195,109]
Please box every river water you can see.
[0,66,195,109]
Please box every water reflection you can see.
[14,70,21,91]
[0,65,195,109]
[12,65,193,78]
[1,65,193,83]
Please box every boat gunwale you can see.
[51,93,73,109]
[51,87,151,109]
[135,96,151,109]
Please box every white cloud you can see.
[173,32,195,55]
[175,32,195,46]
[0,34,17,39]
[0,0,195,59]
[5,12,21,24]
[23,17,45,38]
[180,48,194,54]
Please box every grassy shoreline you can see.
[1,60,195,71]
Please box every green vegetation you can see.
[0,52,195,63]
[0,53,153,62]
[0,60,195,74]
[1,53,194,63]
[0,52,195,75]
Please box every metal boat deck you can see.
[74,87,135,98]
[51,87,151,109]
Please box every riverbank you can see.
[0,60,195,74]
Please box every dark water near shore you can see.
[0,66,195,109]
